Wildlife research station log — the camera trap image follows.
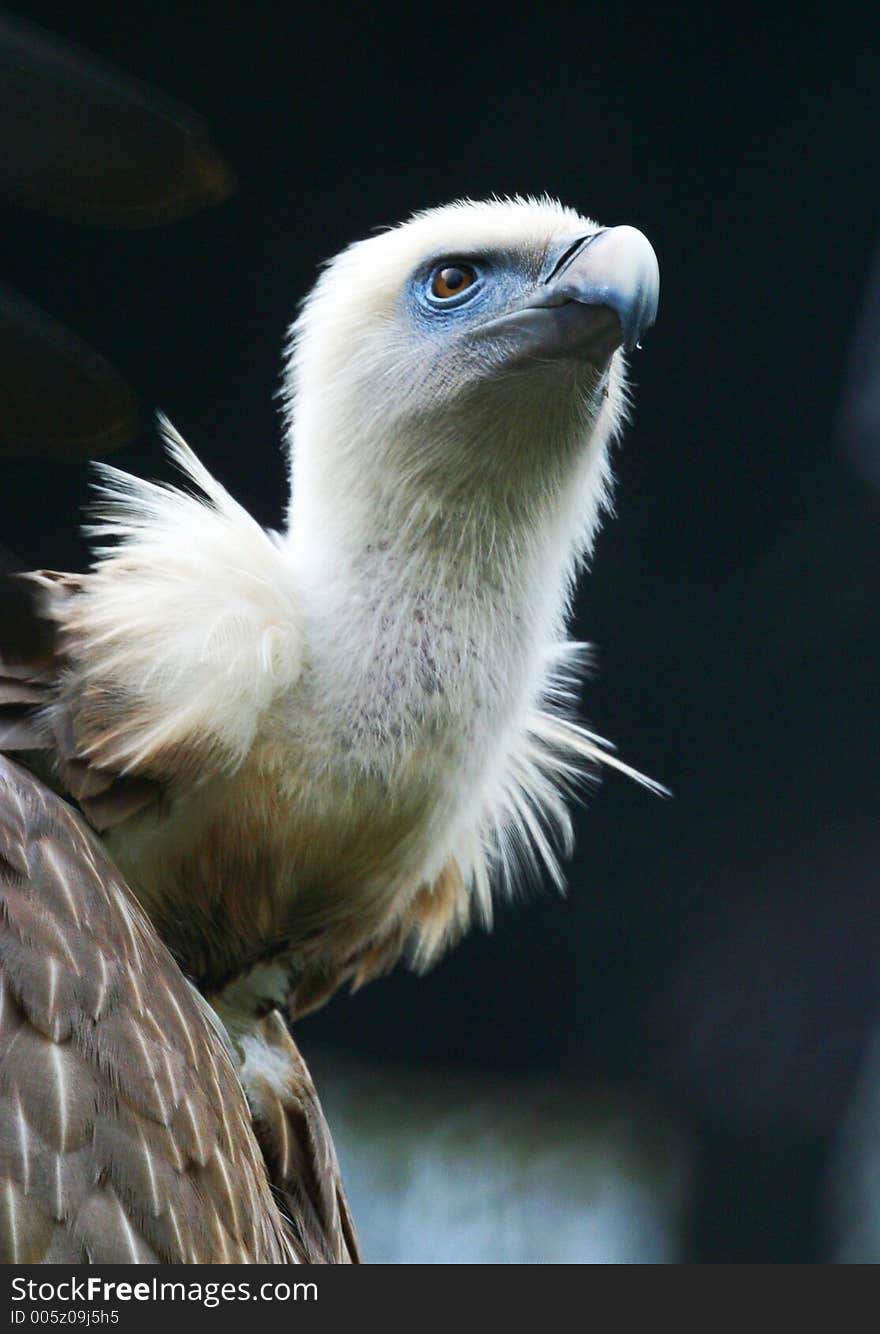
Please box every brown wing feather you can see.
[0,754,293,1263]
[236,1011,361,1264]
[0,571,158,830]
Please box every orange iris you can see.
[431,264,477,299]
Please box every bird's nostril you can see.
[544,231,605,285]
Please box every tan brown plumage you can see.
[0,752,358,1263]
[0,571,162,833]
[0,568,475,1012]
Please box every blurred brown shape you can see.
[0,10,234,226]
[0,10,236,458]
[0,283,138,457]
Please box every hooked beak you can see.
[482,225,659,368]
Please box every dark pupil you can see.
[440,267,465,292]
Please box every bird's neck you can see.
[287,400,611,636]
[285,364,615,597]
[285,428,610,774]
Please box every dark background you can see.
[3,2,880,1262]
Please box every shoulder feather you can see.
[51,418,303,783]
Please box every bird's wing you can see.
[0,753,293,1263]
[229,1009,361,1264]
[0,569,165,831]
[0,419,303,831]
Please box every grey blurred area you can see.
[841,240,880,492]
[312,1057,689,1264]
[830,1029,880,1263]
[827,231,880,1268]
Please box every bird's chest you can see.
[121,589,531,992]
[299,570,524,759]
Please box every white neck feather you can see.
[272,373,635,927]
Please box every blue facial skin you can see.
[407,249,546,341]
[405,231,648,373]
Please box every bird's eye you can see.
[430,264,478,300]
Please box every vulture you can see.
[0,196,659,1262]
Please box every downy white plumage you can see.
[5,196,661,1023]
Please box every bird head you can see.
[283,197,658,551]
